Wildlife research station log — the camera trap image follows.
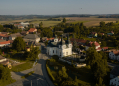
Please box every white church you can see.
[46,34,72,57]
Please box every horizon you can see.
[0,0,119,15]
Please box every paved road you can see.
[7,45,54,86]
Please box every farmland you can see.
[0,17,119,27]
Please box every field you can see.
[66,17,119,27]
[0,17,119,27]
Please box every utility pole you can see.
[31,80,32,86]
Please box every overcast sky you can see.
[0,0,119,15]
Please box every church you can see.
[46,34,72,57]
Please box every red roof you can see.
[89,41,100,46]
[28,28,37,32]
[103,47,108,50]
[47,38,54,41]
[70,38,87,44]
[0,41,10,45]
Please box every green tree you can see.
[26,47,40,61]
[101,41,106,47]
[63,18,66,23]
[39,22,43,27]
[0,64,13,84]
[12,37,26,52]
[100,22,105,27]
[41,28,53,38]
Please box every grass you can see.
[21,71,34,79]
[69,21,89,24]
[30,20,61,27]
[0,79,16,86]
[11,62,33,72]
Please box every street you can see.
[7,44,54,86]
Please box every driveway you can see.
[7,45,54,86]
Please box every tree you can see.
[101,41,106,47]
[26,47,40,61]
[86,47,107,83]
[39,22,43,27]
[63,18,66,23]
[12,37,26,52]
[0,64,13,84]
[41,28,53,38]
[100,22,105,27]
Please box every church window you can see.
[66,52,68,55]
[53,50,54,53]
[60,52,61,56]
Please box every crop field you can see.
[66,17,119,27]
[0,17,119,27]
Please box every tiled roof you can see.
[89,41,100,46]
[28,28,37,32]
[96,47,102,50]
[103,47,108,50]
[0,41,10,44]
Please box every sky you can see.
[0,0,119,15]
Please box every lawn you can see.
[11,62,33,72]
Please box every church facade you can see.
[46,35,72,57]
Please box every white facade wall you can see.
[36,38,40,43]
[9,36,16,40]
[110,76,119,86]
[95,45,100,49]
[47,45,72,57]
[0,58,6,62]
[0,43,10,47]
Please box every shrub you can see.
[21,71,34,78]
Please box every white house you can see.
[0,40,10,47]
[47,35,72,57]
[88,41,101,51]
[109,50,119,61]
[110,66,119,86]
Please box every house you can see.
[70,38,87,46]
[47,38,54,41]
[89,32,97,37]
[0,55,11,69]
[28,28,37,34]
[47,35,72,57]
[87,41,101,51]
[21,31,29,36]
[110,66,119,86]
[9,33,22,40]
[24,34,40,43]
[102,47,108,51]
[0,34,9,41]
[109,50,119,61]
[0,40,11,47]
[41,37,47,42]
[107,31,114,36]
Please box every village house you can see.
[107,31,114,36]
[109,50,119,61]
[88,32,97,37]
[47,35,72,57]
[24,34,40,43]
[110,66,119,86]
[9,33,22,40]
[70,38,87,46]
[20,31,29,36]
[0,55,11,69]
[86,41,101,51]
[28,28,37,34]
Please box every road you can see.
[7,44,54,86]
